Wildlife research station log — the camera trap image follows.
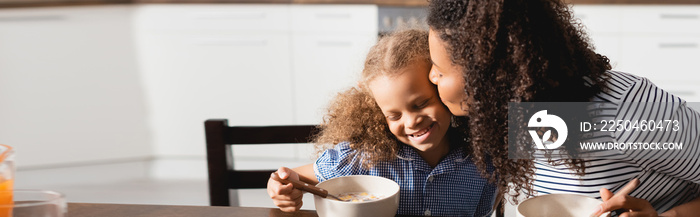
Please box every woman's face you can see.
[428,29,470,116]
[368,59,452,153]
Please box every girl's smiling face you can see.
[428,29,470,116]
[368,59,452,154]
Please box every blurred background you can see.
[1,0,699,215]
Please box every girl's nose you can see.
[404,112,423,129]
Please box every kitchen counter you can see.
[3,0,700,8]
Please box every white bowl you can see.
[314,175,400,217]
[517,194,606,217]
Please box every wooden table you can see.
[67,203,319,217]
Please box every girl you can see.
[267,29,497,216]
[425,0,700,216]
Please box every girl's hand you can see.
[592,187,658,217]
[267,167,304,212]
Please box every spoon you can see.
[270,172,346,202]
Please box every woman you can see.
[425,0,700,216]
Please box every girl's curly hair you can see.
[427,0,611,204]
[314,29,469,167]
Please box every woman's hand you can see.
[267,167,304,212]
[592,187,658,217]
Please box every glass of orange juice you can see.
[0,145,14,217]
[0,190,65,217]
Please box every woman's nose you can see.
[429,66,439,85]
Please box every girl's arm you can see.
[292,164,318,185]
[267,165,316,212]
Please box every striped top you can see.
[314,142,497,217]
[533,71,700,213]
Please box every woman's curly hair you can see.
[314,29,469,167]
[427,0,611,204]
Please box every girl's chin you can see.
[409,143,440,152]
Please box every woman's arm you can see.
[596,193,700,217]
[659,196,700,217]
[596,80,700,216]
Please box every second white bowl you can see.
[517,194,606,217]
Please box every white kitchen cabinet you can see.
[589,34,623,69]
[572,5,623,33]
[290,5,378,34]
[618,6,700,83]
[290,5,378,125]
[290,5,377,161]
[573,5,700,101]
[291,34,375,124]
[135,4,379,166]
[135,5,297,164]
[573,6,624,68]
[0,6,151,168]
[619,35,700,82]
[621,6,700,34]
[136,33,296,156]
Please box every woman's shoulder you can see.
[594,70,683,103]
[601,70,642,94]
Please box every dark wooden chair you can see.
[204,119,319,206]
[204,119,505,217]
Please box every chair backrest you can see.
[204,119,319,206]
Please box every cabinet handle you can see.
[315,13,352,19]
[0,15,65,22]
[659,14,698,19]
[193,39,268,46]
[191,12,266,20]
[658,43,698,49]
[317,41,353,47]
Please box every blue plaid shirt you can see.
[314,142,496,217]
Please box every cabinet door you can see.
[291,33,377,125]
[137,33,295,157]
[618,36,700,82]
[290,5,378,160]
[290,5,377,34]
[291,33,377,161]
[572,5,623,34]
[622,6,700,34]
[588,34,623,70]
[0,6,151,167]
[572,5,624,70]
